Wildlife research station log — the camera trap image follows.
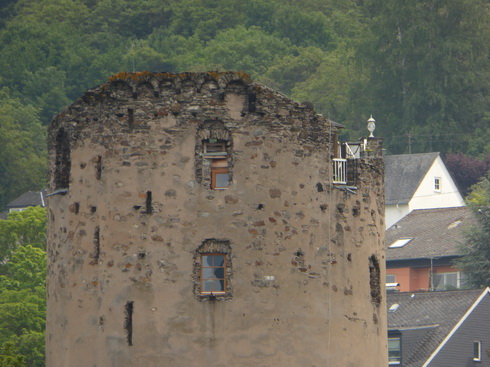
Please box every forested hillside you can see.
[0,0,489,209]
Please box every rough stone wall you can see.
[46,72,387,367]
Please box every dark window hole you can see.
[124,301,134,346]
[145,191,152,214]
[94,226,100,261]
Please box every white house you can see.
[384,152,465,228]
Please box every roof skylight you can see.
[389,238,413,248]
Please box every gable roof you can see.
[6,190,47,209]
[384,152,439,205]
[386,206,474,261]
[388,289,489,367]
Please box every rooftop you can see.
[386,207,474,261]
[388,289,487,367]
[6,190,47,209]
[384,152,439,205]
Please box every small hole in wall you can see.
[133,205,142,210]
[94,227,100,261]
[257,204,264,210]
[369,255,381,306]
[145,191,152,214]
[248,91,257,112]
[316,183,324,192]
[138,252,146,259]
[124,301,134,346]
[74,202,80,214]
[90,206,97,214]
[95,156,102,180]
[294,249,304,257]
[128,109,134,129]
[153,91,159,98]
[132,92,138,99]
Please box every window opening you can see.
[474,341,482,361]
[389,238,413,248]
[388,337,401,364]
[201,254,226,294]
[433,271,465,290]
[95,156,102,180]
[369,255,381,306]
[93,226,100,261]
[54,128,71,189]
[145,191,152,214]
[434,177,441,192]
[124,301,134,346]
[386,274,399,292]
[194,239,232,298]
[128,109,134,129]
[203,140,230,190]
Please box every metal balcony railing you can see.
[333,158,347,184]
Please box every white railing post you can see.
[333,158,347,184]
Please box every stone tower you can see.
[46,72,387,366]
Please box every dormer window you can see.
[203,140,230,190]
[434,177,441,192]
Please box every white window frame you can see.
[432,271,465,290]
[389,238,412,248]
[8,208,26,213]
[434,177,441,192]
[473,340,482,361]
[388,337,401,365]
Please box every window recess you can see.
[474,341,482,361]
[434,177,441,192]
[201,254,226,295]
[388,337,401,365]
[194,239,232,298]
[203,140,230,190]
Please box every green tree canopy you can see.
[0,206,46,264]
[0,89,46,210]
[454,176,490,288]
[0,244,46,367]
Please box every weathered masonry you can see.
[46,71,387,367]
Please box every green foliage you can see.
[358,0,490,154]
[0,244,46,367]
[466,177,490,207]
[203,26,295,76]
[0,206,46,264]
[455,176,490,288]
[0,342,26,367]
[0,89,46,210]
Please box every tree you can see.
[202,26,295,76]
[454,176,490,288]
[0,206,46,267]
[444,153,489,196]
[357,0,490,154]
[0,88,46,210]
[0,244,46,367]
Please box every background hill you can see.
[0,0,489,208]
